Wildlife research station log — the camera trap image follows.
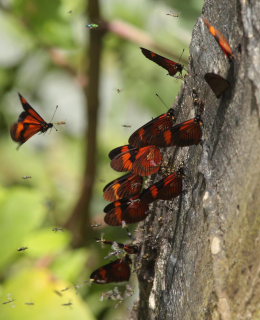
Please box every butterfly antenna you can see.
[49,105,58,123]
[49,105,58,131]
[178,49,185,63]
[178,49,188,73]
[155,93,168,111]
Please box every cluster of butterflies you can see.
[10,18,234,286]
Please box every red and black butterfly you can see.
[140,47,183,76]
[204,73,230,98]
[90,255,131,284]
[109,145,163,177]
[140,169,184,204]
[129,116,203,148]
[104,196,149,226]
[203,18,234,61]
[151,116,203,147]
[97,239,139,255]
[128,108,176,148]
[10,93,53,147]
[103,173,143,202]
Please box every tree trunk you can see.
[65,0,105,247]
[133,0,260,319]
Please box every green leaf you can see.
[0,268,95,320]
[0,187,45,271]
[51,248,89,283]
[23,228,71,258]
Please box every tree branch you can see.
[105,19,188,65]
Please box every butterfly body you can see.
[10,93,53,147]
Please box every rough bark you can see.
[133,0,260,319]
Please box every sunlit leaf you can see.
[0,268,95,320]
[0,187,46,271]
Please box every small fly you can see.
[52,227,64,232]
[86,24,99,29]
[17,247,28,252]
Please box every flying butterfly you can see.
[109,145,163,177]
[104,196,149,226]
[103,173,143,202]
[140,169,184,204]
[140,47,183,76]
[10,93,54,147]
[128,108,176,148]
[90,255,132,284]
[203,18,234,61]
[204,73,230,98]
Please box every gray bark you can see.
[133,0,260,319]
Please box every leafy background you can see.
[0,0,202,319]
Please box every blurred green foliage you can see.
[0,0,202,319]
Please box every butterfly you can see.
[90,255,132,284]
[109,145,163,177]
[204,73,230,98]
[103,173,143,202]
[151,116,203,147]
[130,116,203,148]
[128,108,176,148]
[104,196,149,226]
[97,239,139,255]
[203,18,234,61]
[10,93,53,147]
[140,47,183,76]
[140,169,184,204]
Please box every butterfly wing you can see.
[140,171,183,203]
[108,145,132,160]
[110,147,137,173]
[10,121,43,145]
[171,117,203,146]
[156,172,183,200]
[128,109,175,147]
[204,73,230,98]
[132,146,163,176]
[18,93,46,123]
[103,173,143,202]
[150,117,203,147]
[90,256,131,284]
[140,48,183,76]
[203,18,234,60]
[104,198,149,226]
